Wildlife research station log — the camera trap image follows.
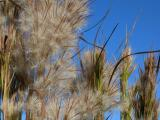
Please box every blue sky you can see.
[81,0,160,119]
[84,0,160,53]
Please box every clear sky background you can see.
[82,0,160,119]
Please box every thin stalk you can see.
[120,48,133,120]
[1,54,11,119]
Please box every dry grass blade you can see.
[79,36,103,49]
[131,54,159,120]
[96,23,118,66]
[109,49,160,86]
[82,9,110,33]
[120,47,133,120]
[156,55,160,76]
